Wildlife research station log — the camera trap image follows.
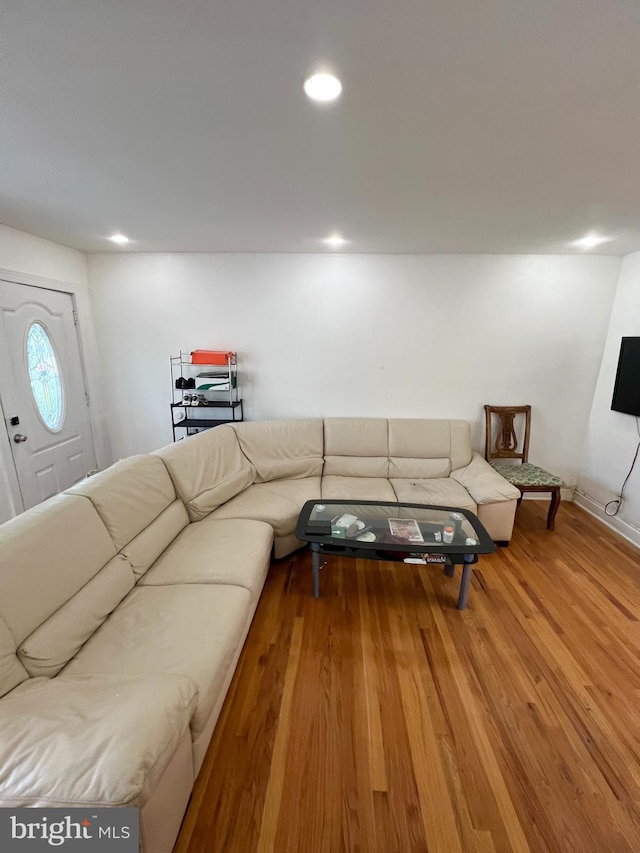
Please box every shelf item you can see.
[191,350,234,365]
[170,350,243,441]
[170,400,243,410]
[196,371,237,392]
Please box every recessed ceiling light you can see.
[108,233,130,245]
[304,73,342,103]
[571,232,612,250]
[322,234,349,249]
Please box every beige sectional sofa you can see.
[0,418,518,852]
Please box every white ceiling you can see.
[2,0,640,254]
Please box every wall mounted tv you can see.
[611,337,640,417]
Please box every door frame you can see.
[0,267,107,517]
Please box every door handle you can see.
[12,433,28,444]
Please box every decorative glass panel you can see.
[26,323,64,431]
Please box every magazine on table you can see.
[388,518,424,543]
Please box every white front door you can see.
[0,280,97,510]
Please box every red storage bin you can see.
[190,350,234,365]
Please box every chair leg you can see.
[547,487,561,530]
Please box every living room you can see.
[1,2,640,852]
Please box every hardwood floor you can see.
[175,502,640,853]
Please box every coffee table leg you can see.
[311,544,321,599]
[444,563,455,578]
[457,554,474,610]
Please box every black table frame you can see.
[295,499,496,610]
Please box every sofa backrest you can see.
[0,493,130,682]
[388,419,472,478]
[232,419,324,482]
[323,418,389,477]
[322,418,471,479]
[154,425,255,521]
[0,455,188,683]
[67,454,188,576]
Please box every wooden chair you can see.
[484,405,563,530]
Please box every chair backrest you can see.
[484,405,531,463]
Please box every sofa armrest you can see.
[450,452,521,505]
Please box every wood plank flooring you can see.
[175,502,640,853]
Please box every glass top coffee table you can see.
[295,500,496,609]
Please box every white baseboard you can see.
[573,490,640,550]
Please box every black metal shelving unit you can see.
[170,352,244,441]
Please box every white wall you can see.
[0,225,111,523]
[0,226,88,284]
[576,250,640,545]
[87,252,620,487]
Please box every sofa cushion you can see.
[321,476,397,502]
[123,500,189,578]
[0,674,197,807]
[155,426,255,521]
[209,477,321,537]
[390,478,477,512]
[63,585,252,738]
[0,616,27,700]
[0,493,116,646]
[323,418,389,477]
[18,554,136,678]
[233,419,324,481]
[138,518,273,603]
[388,419,472,478]
[67,455,176,550]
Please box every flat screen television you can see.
[611,337,640,416]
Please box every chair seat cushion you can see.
[490,461,563,487]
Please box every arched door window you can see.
[26,322,64,431]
